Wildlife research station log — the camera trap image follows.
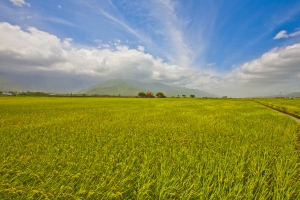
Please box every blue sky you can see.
[0,0,300,96]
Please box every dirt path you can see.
[255,102,300,155]
[271,108,300,123]
[255,102,300,123]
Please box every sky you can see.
[0,0,300,97]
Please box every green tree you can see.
[190,94,195,98]
[182,94,186,98]
[138,92,146,97]
[156,92,165,98]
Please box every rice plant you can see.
[0,97,299,199]
[255,98,300,118]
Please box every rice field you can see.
[0,97,299,199]
[255,98,300,119]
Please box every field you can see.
[255,98,300,119]
[0,97,299,199]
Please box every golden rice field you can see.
[255,98,300,119]
[0,97,299,199]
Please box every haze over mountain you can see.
[80,79,214,97]
[285,92,300,97]
[0,1,300,97]
[0,75,30,92]
[251,92,300,98]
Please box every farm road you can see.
[271,109,300,123]
[255,102,300,123]
[255,101,300,155]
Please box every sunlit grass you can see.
[255,98,300,118]
[0,97,299,199]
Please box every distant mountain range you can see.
[2,75,299,98]
[252,92,300,98]
[0,75,30,92]
[78,79,215,97]
[284,92,300,97]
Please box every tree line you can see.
[138,92,196,98]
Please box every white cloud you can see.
[42,17,80,28]
[145,0,192,68]
[97,8,150,44]
[220,43,300,96]
[1,22,299,97]
[99,44,110,49]
[232,44,300,84]
[62,38,73,49]
[82,1,193,68]
[289,30,300,37]
[207,63,216,67]
[273,30,288,39]
[0,22,67,68]
[274,29,300,39]
[58,5,62,9]
[0,22,218,91]
[9,0,30,7]
[137,45,145,52]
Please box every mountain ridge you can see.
[0,75,31,92]
[79,79,215,97]
[251,92,300,98]
[285,92,300,97]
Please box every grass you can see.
[0,97,299,199]
[255,98,300,119]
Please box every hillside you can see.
[82,80,144,96]
[252,91,300,98]
[80,79,215,97]
[285,92,300,97]
[0,75,29,92]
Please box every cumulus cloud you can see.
[0,22,66,68]
[9,0,30,7]
[0,22,219,91]
[1,22,299,97]
[274,29,300,39]
[200,43,300,96]
[137,45,145,52]
[228,44,300,90]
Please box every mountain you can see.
[251,91,300,98]
[0,75,30,92]
[80,79,144,96]
[79,79,215,97]
[285,92,300,97]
